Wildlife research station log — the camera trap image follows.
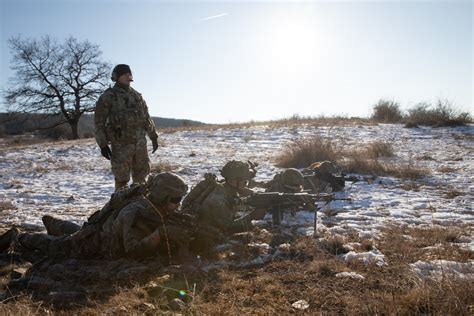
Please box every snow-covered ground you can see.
[0,123,473,276]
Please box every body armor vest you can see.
[105,87,148,144]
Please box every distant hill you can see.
[0,113,205,139]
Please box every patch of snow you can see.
[292,299,309,310]
[409,260,474,280]
[247,242,271,255]
[335,271,365,280]
[341,249,386,266]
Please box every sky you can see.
[0,0,472,124]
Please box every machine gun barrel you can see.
[241,192,334,210]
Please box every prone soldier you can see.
[0,172,190,261]
[181,160,265,234]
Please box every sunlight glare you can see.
[268,14,319,72]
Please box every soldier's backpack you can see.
[181,173,218,214]
[86,184,147,227]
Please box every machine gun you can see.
[165,212,222,242]
[241,192,337,226]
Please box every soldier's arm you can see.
[202,198,258,234]
[94,94,110,148]
[119,209,161,259]
[140,97,158,140]
[199,199,236,233]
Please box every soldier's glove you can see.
[100,146,112,160]
[151,138,159,153]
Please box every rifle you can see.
[241,192,336,227]
[165,212,222,242]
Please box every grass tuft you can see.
[275,135,340,168]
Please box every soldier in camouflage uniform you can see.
[187,160,265,234]
[0,173,189,260]
[303,161,345,192]
[264,168,305,224]
[95,64,159,191]
[265,168,305,194]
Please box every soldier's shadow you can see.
[1,252,216,311]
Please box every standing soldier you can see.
[95,64,159,190]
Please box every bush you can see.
[366,141,394,159]
[371,99,403,123]
[275,135,339,168]
[340,154,386,175]
[405,100,472,127]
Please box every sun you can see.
[267,14,319,71]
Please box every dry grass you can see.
[398,182,421,191]
[0,135,56,150]
[405,100,472,127]
[275,135,430,180]
[0,200,16,211]
[365,140,394,158]
[371,99,404,123]
[444,188,464,199]
[437,166,458,173]
[340,155,387,175]
[340,149,428,180]
[159,116,374,133]
[416,154,435,161]
[383,163,430,181]
[275,135,340,168]
[1,225,472,314]
[150,161,177,173]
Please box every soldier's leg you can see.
[42,215,81,236]
[111,143,134,190]
[0,227,19,252]
[131,139,151,185]
[18,233,54,253]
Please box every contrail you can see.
[200,13,228,21]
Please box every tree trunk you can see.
[70,121,79,140]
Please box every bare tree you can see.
[4,35,111,139]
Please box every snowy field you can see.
[0,123,473,276]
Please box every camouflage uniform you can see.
[265,168,305,194]
[303,161,345,192]
[95,83,158,190]
[265,168,305,224]
[189,161,263,234]
[3,173,189,260]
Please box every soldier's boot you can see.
[42,215,81,236]
[17,233,53,253]
[115,180,129,192]
[0,227,19,252]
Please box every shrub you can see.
[340,154,386,175]
[384,163,430,180]
[405,100,472,127]
[371,99,403,123]
[366,141,394,158]
[275,135,339,168]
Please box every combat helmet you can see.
[280,168,304,187]
[111,64,132,82]
[220,160,254,180]
[309,161,338,174]
[146,172,188,206]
